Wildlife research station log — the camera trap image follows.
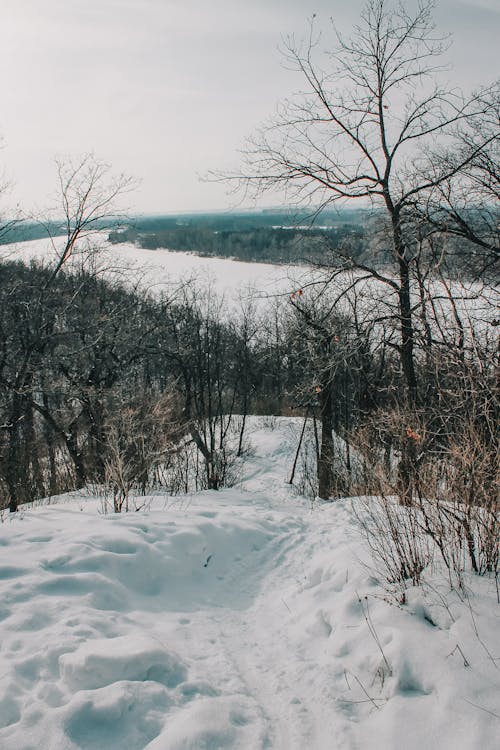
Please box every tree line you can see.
[108,223,362,266]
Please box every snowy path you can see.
[171,518,323,750]
[1,418,499,750]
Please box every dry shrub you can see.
[102,389,183,512]
[351,406,428,502]
[354,494,434,603]
[351,410,499,600]
[415,423,499,586]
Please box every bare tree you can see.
[1,155,136,512]
[415,83,499,278]
[0,149,19,243]
[158,283,243,491]
[42,153,137,284]
[229,0,494,405]
[286,286,348,499]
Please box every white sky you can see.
[1,0,498,215]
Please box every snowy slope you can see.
[0,418,498,750]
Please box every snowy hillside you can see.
[0,418,498,750]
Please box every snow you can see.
[0,237,299,302]
[0,417,498,749]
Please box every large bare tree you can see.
[231,0,495,404]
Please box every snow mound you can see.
[60,635,187,691]
[145,695,266,750]
[63,681,170,750]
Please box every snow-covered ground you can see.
[0,419,498,750]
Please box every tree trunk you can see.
[397,255,418,406]
[43,392,58,496]
[66,430,86,488]
[6,392,26,512]
[317,377,336,500]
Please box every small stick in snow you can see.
[356,593,392,676]
[345,670,381,710]
[463,698,500,721]
[447,643,470,667]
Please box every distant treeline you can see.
[0,218,123,246]
[107,209,366,264]
[109,225,364,264]
[0,221,66,245]
[3,209,491,275]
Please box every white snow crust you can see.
[0,418,498,749]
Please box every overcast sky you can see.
[1,0,498,215]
